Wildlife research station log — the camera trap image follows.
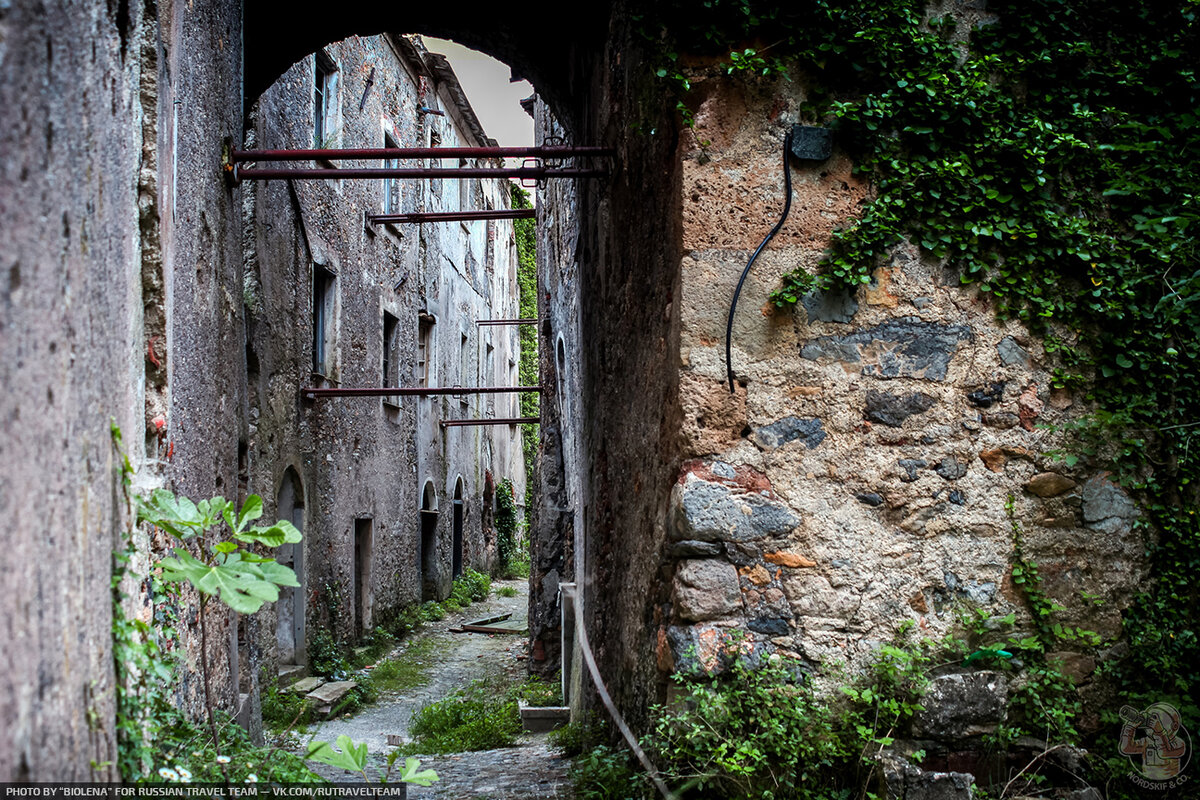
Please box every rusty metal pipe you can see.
[235,167,605,181]
[440,417,540,428]
[232,146,615,162]
[475,318,538,326]
[369,209,536,225]
[303,385,541,399]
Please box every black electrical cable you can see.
[725,129,795,393]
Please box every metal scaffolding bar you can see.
[234,166,604,182]
[441,417,540,428]
[369,208,536,225]
[303,385,541,399]
[476,318,538,326]
[231,146,615,162]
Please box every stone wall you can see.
[663,70,1148,695]
[0,0,248,778]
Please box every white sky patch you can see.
[423,37,534,148]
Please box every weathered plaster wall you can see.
[663,72,1148,700]
[0,0,247,777]
[0,0,147,779]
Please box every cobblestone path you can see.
[305,579,572,798]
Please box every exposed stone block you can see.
[997,336,1030,367]
[912,672,1007,740]
[764,551,817,568]
[1024,472,1076,497]
[802,318,973,381]
[801,287,858,323]
[966,381,1005,408]
[866,390,937,427]
[670,475,800,542]
[934,458,967,481]
[1081,475,1139,534]
[669,540,725,558]
[899,459,928,482]
[857,492,885,506]
[674,559,742,621]
[755,416,826,450]
[879,753,975,800]
[747,617,790,635]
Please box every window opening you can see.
[420,482,439,602]
[452,479,465,579]
[417,313,434,387]
[354,518,373,637]
[382,311,400,404]
[314,51,338,148]
[383,131,401,214]
[312,265,335,376]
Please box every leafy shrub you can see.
[151,709,321,783]
[518,674,563,707]
[261,686,314,732]
[495,479,519,569]
[569,745,648,800]
[307,627,350,679]
[401,680,521,755]
[451,568,492,605]
[649,654,856,799]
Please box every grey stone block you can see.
[674,559,742,621]
[1081,475,1139,534]
[756,416,826,450]
[801,287,858,323]
[802,318,973,381]
[671,477,800,542]
[912,672,1007,740]
[866,390,937,427]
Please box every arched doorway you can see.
[452,477,465,578]
[420,481,439,602]
[276,467,306,666]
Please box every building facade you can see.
[245,33,526,679]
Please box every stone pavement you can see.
[304,580,573,798]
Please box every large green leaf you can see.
[157,548,279,614]
[136,489,205,539]
[257,559,300,589]
[306,736,368,774]
[395,757,439,786]
[236,495,265,532]
[234,519,302,547]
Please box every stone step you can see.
[306,680,359,714]
[279,663,306,682]
[518,701,570,733]
[286,676,326,695]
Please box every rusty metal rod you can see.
[476,318,538,326]
[236,166,605,181]
[369,209,535,225]
[232,146,615,162]
[303,385,541,399]
[441,417,540,428]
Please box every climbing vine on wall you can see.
[638,0,1200,778]
[511,185,539,501]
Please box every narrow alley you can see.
[300,579,571,798]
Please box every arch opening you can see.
[275,467,306,667]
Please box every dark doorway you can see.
[276,468,306,666]
[452,479,465,578]
[354,518,373,637]
[420,481,439,601]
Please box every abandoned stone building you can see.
[243,32,527,683]
[0,0,1167,792]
